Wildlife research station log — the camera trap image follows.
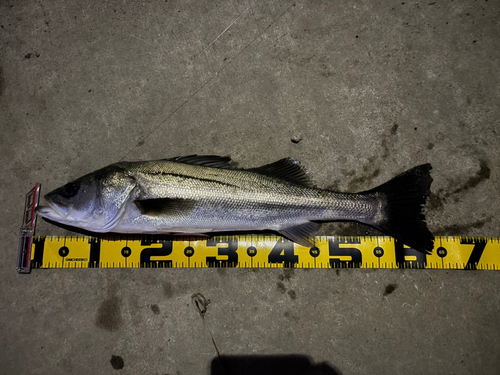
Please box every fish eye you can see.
[59,182,80,199]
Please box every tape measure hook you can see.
[17,183,41,274]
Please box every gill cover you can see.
[39,164,138,232]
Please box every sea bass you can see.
[36,155,434,253]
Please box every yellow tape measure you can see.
[29,235,500,270]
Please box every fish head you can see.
[36,164,137,232]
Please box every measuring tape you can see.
[27,234,500,271]
[17,185,500,273]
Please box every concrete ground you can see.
[1,0,499,373]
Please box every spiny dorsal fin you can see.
[165,155,233,169]
[249,157,314,187]
[134,198,197,217]
[279,221,319,247]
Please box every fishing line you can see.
[119,2,296,161]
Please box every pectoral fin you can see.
[134,198,197,216]
[279,222,319,247]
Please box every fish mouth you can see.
[36,202,69,221]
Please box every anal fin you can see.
[279,222,319,248]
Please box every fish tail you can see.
[363,164,434,253]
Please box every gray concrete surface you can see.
[1,0,499,373]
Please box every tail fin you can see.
[363,164,434,253]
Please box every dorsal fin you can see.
[165,155,233,169]
[248,157,314,187]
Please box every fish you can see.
[36,155,434,253]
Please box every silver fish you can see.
[36,155,434,252]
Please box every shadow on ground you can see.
[211,355,342,375]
